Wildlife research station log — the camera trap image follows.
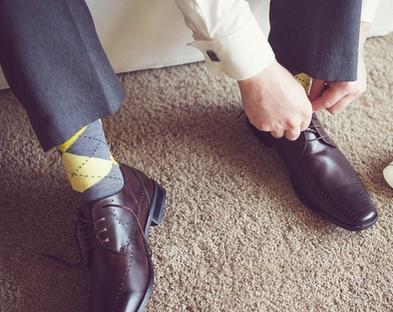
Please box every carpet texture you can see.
[0,33,392,312]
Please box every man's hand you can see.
[309,22,370,114]
[238,60,313,141]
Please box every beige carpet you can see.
[0,33,393,312]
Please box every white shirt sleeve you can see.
[361,0,381,23]
[174,0,275,81]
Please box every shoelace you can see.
[42,205,152,267]
[237,110,328,143]
[41,216,107,267]
[303,122,328,142]
[298,122,330,158]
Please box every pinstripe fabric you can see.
[269,0,362,81]
[0,0,125,151]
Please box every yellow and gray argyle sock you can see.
[57,119,124,202]
[294,72,312,95]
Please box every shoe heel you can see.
[151,183,166,226]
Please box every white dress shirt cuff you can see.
[190,17,275,81]
[361,0,380,23]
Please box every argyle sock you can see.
[57,119,124,202]
[294,72,312,94]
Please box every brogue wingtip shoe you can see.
[80,164,166,312]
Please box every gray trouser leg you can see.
[269,0,362,81]
[0,0,125,151]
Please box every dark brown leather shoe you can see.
[248,114,377,231]
[79,164,166,312]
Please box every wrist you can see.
[238,60,277,88]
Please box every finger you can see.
[248,117,271,132]
[285,127,301,141]
[327,95,355,115]
[311,84,348,111]
[300,109,313,131]
[309,79,327,101]
[300,118,311,131]
[271,130,285,139]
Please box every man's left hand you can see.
[309,22,370,114]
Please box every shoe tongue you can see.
[307,114,336,147]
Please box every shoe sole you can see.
[138,182,167,312]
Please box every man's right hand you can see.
[238,61,313,141]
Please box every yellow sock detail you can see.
[110,154,118,165]
[57,126,87,153]
[57,122,119,194]
[294,72,312,95]
[61,153,114,192]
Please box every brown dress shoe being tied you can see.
[249,114,377,231]
[79,164,166,312]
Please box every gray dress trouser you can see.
[0,0,362,151]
